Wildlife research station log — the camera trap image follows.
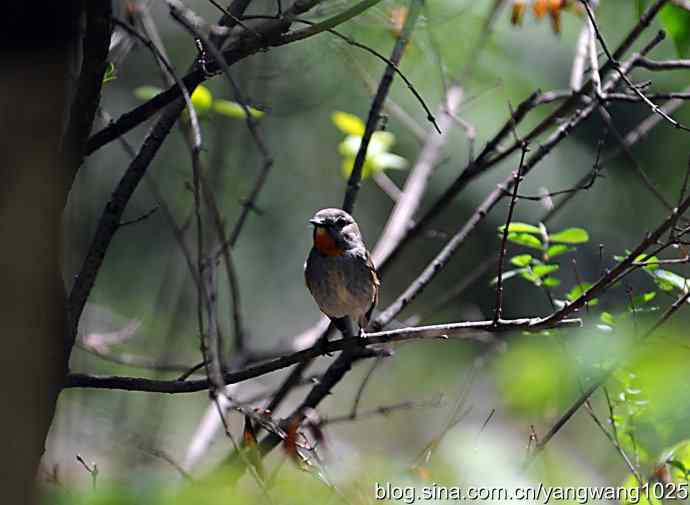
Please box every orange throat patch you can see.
[313,226,343,257]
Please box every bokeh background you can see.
[49,0,690,502]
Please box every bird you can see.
[304,208,380,338]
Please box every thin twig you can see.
[596,103,674,211]
[494,142,529,324]
[76,454,98,490]
[118,207,159,228]
[635,57,690,70]
[585,401,644,487]
[285,17,439,137]
[322,397,441,426]
[348,358,382,420]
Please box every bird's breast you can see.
[313,227,343,257]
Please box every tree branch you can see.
[342,0,426,214]
[65,317,581,393]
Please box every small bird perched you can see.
[304,208,380,338]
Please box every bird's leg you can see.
[317,330,333,357]
[331,316,354,339]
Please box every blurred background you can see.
[49,0,690,502]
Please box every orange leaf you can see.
[533,0,548,18]
[242,415,258,449]
[548,0,563,12]
[283,418,301,463]
[548,7,562,34]
[413,465,432,481]
[242,414,265,480]
[511,1,526,25]
[652,463,672,484]
[388,7,408,38]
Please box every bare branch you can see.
[580,0,689,132]
[584,401,643,487]
[342,0,426,214]
[635,57,690,70]
[65,317,581,393]
[373,85,463,265]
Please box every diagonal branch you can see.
[342,0,426,214]
[61,0,112,191]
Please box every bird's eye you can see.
[335,218,348,227]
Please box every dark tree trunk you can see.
[0,2,101,502]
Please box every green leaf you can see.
[520,270,542,284]
[134,85,163,101]
[647,269,688,292]
[498,222,542,234]
[546,244,574,259]
[212,99,265,119]
[339,132,396,158]
[666,459,690,479]
[567,282,598,306]
[550,227,589,244]
[660,5,690,58]
[543,277,561,287]
[190,85,213,112]
[601,312,615,325]
[369,131,395,151]
[340,157,377,180]
[532,264,559,277]
[371,152,408,171]
[632,291,656,306]
[661,440,690,481]
[331,111,365,136]
[510,254,533,267]
[621,473,661,505]
[338,136,362,158]
[506,232,543,250]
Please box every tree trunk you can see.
[0,3,84,502]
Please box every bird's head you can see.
[308,208,362,256]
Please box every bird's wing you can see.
[363,251,380,326]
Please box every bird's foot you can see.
[318,334,333,357]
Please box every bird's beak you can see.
[309,218,323,226]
